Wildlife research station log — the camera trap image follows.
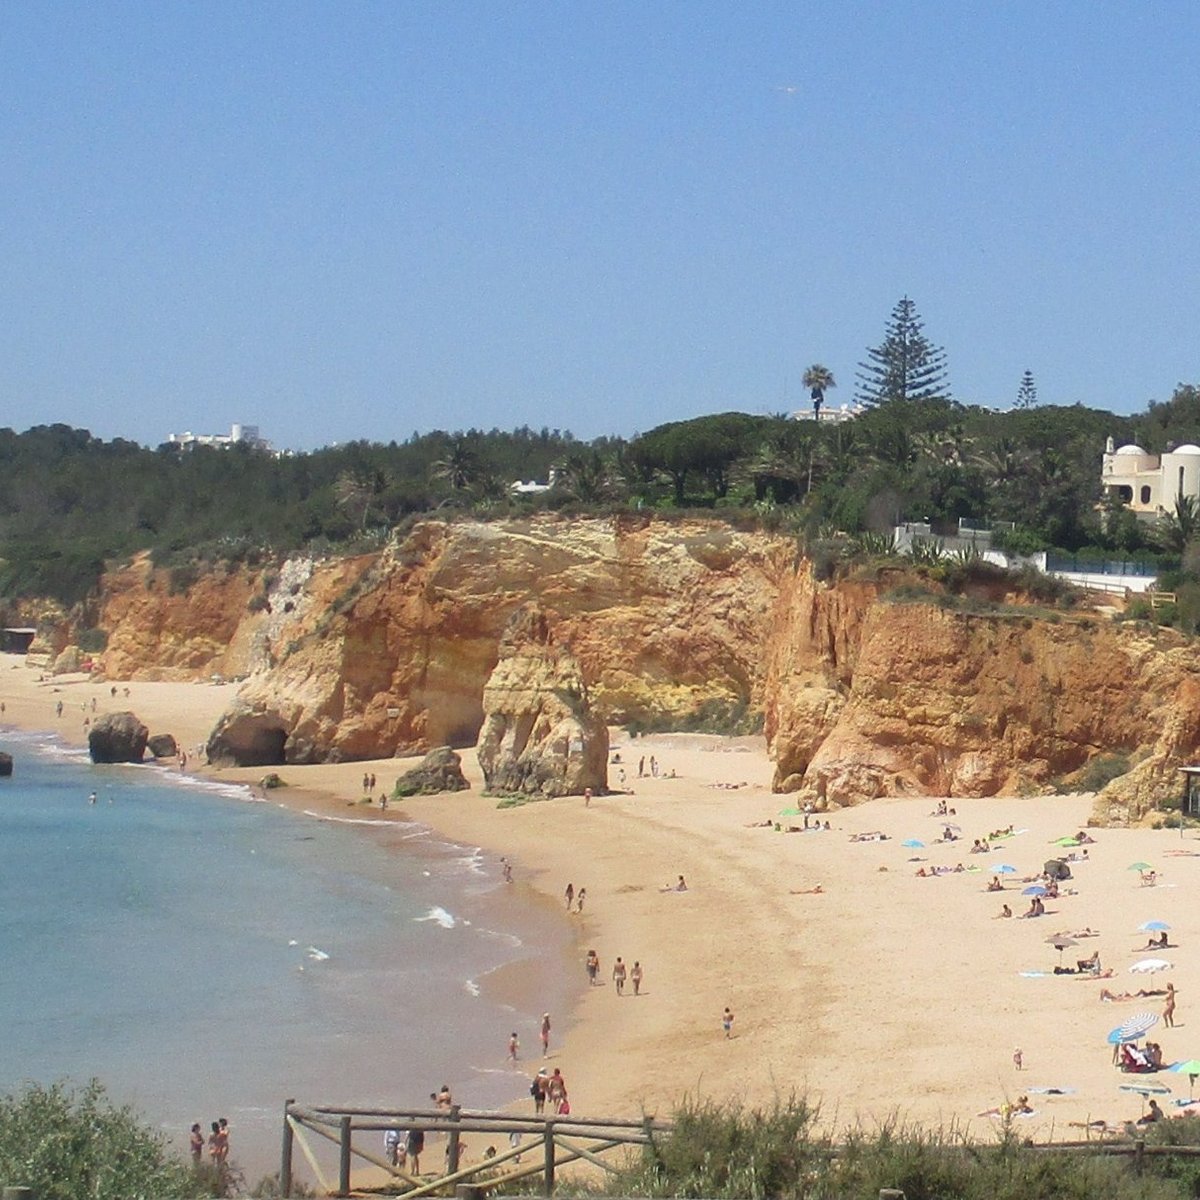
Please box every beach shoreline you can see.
[5,661,1200,1149]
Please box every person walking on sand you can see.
[631,960,643,995]
[1164,983,1178,1027]
[576,887,586,913]
[564,883,574,910]
[508,1031,520,1063]
[584,787,592,807]
[722,1007,734,1038]
[638,756,645,778]
[541,1013,551,1056]
[612,956,627,995]
[586,949,599,985]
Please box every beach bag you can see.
[530,1079,541,1098]
[557,1099,570,1115]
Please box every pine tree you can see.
[855,296,950,406]
[1015,369,1038,409]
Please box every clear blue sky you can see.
[3,2,1197,451]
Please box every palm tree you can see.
[431,438,481,492]
[802,364,836,419]
[1157,495,1200,555]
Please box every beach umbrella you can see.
[992,864,1017,874]
[1130,958,1173,974]
[1046,935,1078,963]
[942,823,962,833]
[901,838,924,848]
[1022,884,1047,896]
[1109,1026,1143,1045]
[1169,1060,1200,1098]
[1119,1082,1172,1095]
[1129,862,1154,872]
[1117,1011,1161,1041]
[778,807,803,817]
[1139,921,1172,932]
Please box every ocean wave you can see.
[476,928,523,949]
[414,906,456,929]
[464,979,481,997]
[455,848,487,875]
[301,810,393,827]
[306,946,331,961]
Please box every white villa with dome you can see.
[1101,437,1200,519]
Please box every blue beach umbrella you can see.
[901,839,924,848]
[1139,921,1171,932]
[992,864,1017,874]
[1022,884,1047,896]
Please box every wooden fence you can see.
[280,1101,669,1198]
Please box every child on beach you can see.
[722,1007,734,1038]
[508,1032,519,1063]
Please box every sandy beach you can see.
[5,659,1199,1144]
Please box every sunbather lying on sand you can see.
[1101,987,1168,1001]
[789,884,824,894]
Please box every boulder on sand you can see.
[393,747,470,797]
[147,733,179,760]
[88,711,149,764]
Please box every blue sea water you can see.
[0,730,574,1180]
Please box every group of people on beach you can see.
[189,1118,229,1170]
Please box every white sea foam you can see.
[306,946,331,961]
[414,906,456,928]
[464,979,481,997]
[477,928,523,949]
[301,810,393,827]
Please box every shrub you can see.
[0,1080,206,1200]
[1073,754,1132,793]
[75,627,108,653]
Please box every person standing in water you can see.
[540,1013,551,1057]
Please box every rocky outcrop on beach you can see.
[147,733,179,759]
[88,711,149,764]
[394,747,470,796]
[477,605,607,797]
[0,752,12,777]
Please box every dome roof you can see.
[1172,444,1200,455]
[1114,444,1148,456]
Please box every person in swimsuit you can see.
[722,1007,734,1038]
[564,883,574,910]
[189,1123,204,1165]
[631,961,643,995]
[541,1013,551,1056]
[1164,982,1178,1027]
[586,949,599,985]
[612,957,627,994]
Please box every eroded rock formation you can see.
[147,733,179,759]
[77,518,1200,814]
[477,605,607,797]
[89,711,149,764]
[394,747,470,796]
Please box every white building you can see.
[1101,437,1200,518]
[791,402,864,424]
[167,423,272,452]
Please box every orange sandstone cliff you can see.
[91,518,1200,815]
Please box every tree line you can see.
[3,298,1200,607]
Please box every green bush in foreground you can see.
[0,1080,206,1200]
[601,1098,1193,1200]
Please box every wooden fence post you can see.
[543,1119,556,1196]
[280,1100,295,1199]
[447,1104,462,1174]
[338,1115,352,1196]
[1135,1138,1146,1177]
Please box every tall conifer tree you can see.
[1016,369,1038,409]
[855,296,950,406]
